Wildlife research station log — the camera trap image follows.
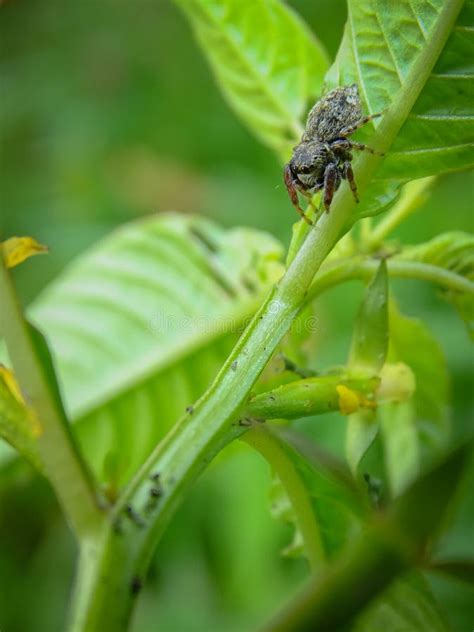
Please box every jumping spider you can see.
[284,84,382,224]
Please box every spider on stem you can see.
[284,84,383,225]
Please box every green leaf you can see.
[0,261,101,536]
[325,0,472,222]
[396,231,474,337]
[352,572,449,632]
[345,409,378,478]
[349,260,389,373]
[380,399,419,496]
[174,0,329,156]
[346,261,388,475]
[381,304,450,495]
[28,214,284,484]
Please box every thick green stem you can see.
[0,260,103,537]
[68,531,137,632]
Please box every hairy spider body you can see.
[284,84,381,224]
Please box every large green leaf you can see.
[323,0,473,220]
[27,214,284,484]
[174,0,329,156]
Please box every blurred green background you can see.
[0,1,473,631]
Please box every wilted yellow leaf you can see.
[2,236,48,268]
[0,364,24,404]
[0,365,43,437]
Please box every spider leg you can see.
[342,161,359,203]
[346,140,384,155]
[330,139,351,152]
[339,111,383,136]
[323,163,340,212]
[284,164,313,226]
[331,138,383,156]
[300,187,321,212]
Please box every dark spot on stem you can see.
[125,504,146,528]
[130,576,142,595]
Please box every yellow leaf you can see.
[0,364,24,404]
[2,236,48,268]
[0,365,43,437]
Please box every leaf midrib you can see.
[190,0,305,138]
[66,292,268,421]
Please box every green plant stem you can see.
[246,374,379,420]
[0,260,103,538]
[243,425,326,571]
[307,257,474,303]
[67,0,464,627]
[68,530,137,632]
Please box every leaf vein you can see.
[373,10,404,83]
[390,141,474,155]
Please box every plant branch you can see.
[242,425,326,571]
[245,374,379,420]
[307,257,474,302]
[0,260,103,538]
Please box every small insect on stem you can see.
[124,503,146,528]
[284,84,383,218]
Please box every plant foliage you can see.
[0,1,472,631]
